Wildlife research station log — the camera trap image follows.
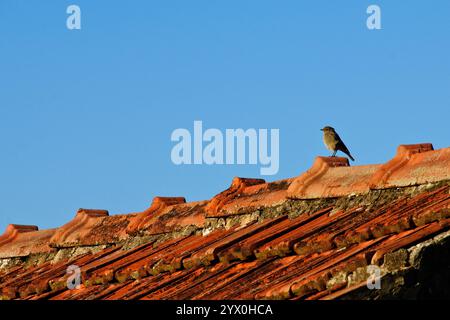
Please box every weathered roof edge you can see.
[0,143,449,258]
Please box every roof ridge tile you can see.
[288,156,367,199]
[288,144,450,199]
[205,177,266,216]
[0,224,39,247]
[49,209,109,247]
[77,208,109,218]
[371,144,450,189]
[127,197,186,234]
[369,143,434,188]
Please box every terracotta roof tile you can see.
[183,215,288,269]
[288,144,450,199]
[370,219,450,266]
[126,197,186,234]
[376,145,450,188]
[0,225,55,258]
[206,177,267,217]
[49,209,110,247]
[207,178,292,218]
[1,143,450,300]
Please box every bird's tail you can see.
[339,144,355,162]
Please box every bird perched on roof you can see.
[321,126,355,161]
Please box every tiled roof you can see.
[1,143,450,300]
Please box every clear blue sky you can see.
[1,1,449,232]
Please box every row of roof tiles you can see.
[0,143,449,258]
[0,182,449,300]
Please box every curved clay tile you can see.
[205,177,266,217]
[126,197,186,234]
[49,209,109,247]
[213,178,293,217]
[287,156,365,199]
[288,145,450,199]
[0,225,57,259]
[369,143,434,188]
[371,144,450,188]
[0,224,38,247]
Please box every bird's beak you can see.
[320,129,324,131]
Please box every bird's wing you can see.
[336,134,355,161]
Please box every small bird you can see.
[321,126,355,161]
